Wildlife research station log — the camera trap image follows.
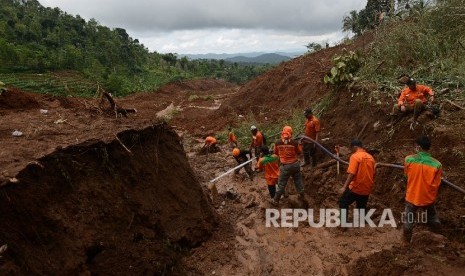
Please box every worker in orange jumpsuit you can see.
[228,127,238,148]
[402,135,442,244]
[255,146,279,198]
[302,108,321,167]
[249,125,265,159]
[391,78,434,128]
[232,148,254,181]
[338,139,375,225]
[271,126,304,206]
[202,136,218,153]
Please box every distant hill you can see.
[183,51,305,63]
[225,53,291,64]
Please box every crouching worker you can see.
[271,126,305,206]
[255,146,279,198]
[232,148,254,181]
[201,135,220,154]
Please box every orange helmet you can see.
[232,148,240,157]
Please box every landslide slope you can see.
[0,90,216,274]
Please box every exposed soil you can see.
[1,31,465,275]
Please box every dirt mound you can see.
[0,88,41,110]
[0,124,216,274]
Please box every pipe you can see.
[298,135,349,165]
[298,135,465,195]
[210,157,257,183]
[375,163,465,194]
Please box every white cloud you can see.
[38,0,366,54]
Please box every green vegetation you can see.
[0,0,274,97]
[220,93,335,149]
[337,0,465,97]
[324,49,361,86]
[188,94,214,101]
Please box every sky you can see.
[38,0,367,55]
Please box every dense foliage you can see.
[0,0,273,96]
[339,0,465,95]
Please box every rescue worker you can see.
[228,127,238,148]
[391,78,434,129]
[271,126,305,206]
[302,108,321,167]
[232,148,254,181]
[255,146,279,198]
[249,125,265,160]
[202,136,218,153]
[403,135,442,244]
[338,139,375,224]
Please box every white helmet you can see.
[250,125,257,131]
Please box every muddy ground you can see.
[1,32,465,274]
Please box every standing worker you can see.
[391,77,434,129]
[228,127,238,148]
[249,125,265,159]
[402,135,442,245]
[232,148,255,181]
[302,108,321,167]
[338,139,375,224]
[271,126,305,206]
[255,146,279,198]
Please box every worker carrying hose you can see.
[402,135,442,245]
[232,148,255,181]
[249,125,265,160]
[255,146,279,198]
[302,108,321,167]
[271,126,305,206]
[390,77,434,129]
[338,139,375,224]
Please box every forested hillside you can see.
[0,0,273,96]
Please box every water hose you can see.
[298,135,465,195]
[210,157,257,183]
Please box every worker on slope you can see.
[338,139,375,225]
[255,146,279,198]
[302,108,321,167]
[249,125,265,160]
[232,148,254,181]
[228,127,238,148]
[271,126,305,206]
[391,77,434,129]
[201,135,219,154]
[402,135,442,245]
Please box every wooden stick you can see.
[115,135,132,153]
[445,99,465,110]
[357,122,369,139]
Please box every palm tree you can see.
[342,10,362,36]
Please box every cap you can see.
[304,108,312,116]
[406,78,416,86]
[232,148,240,157]
[250,125,257,131]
